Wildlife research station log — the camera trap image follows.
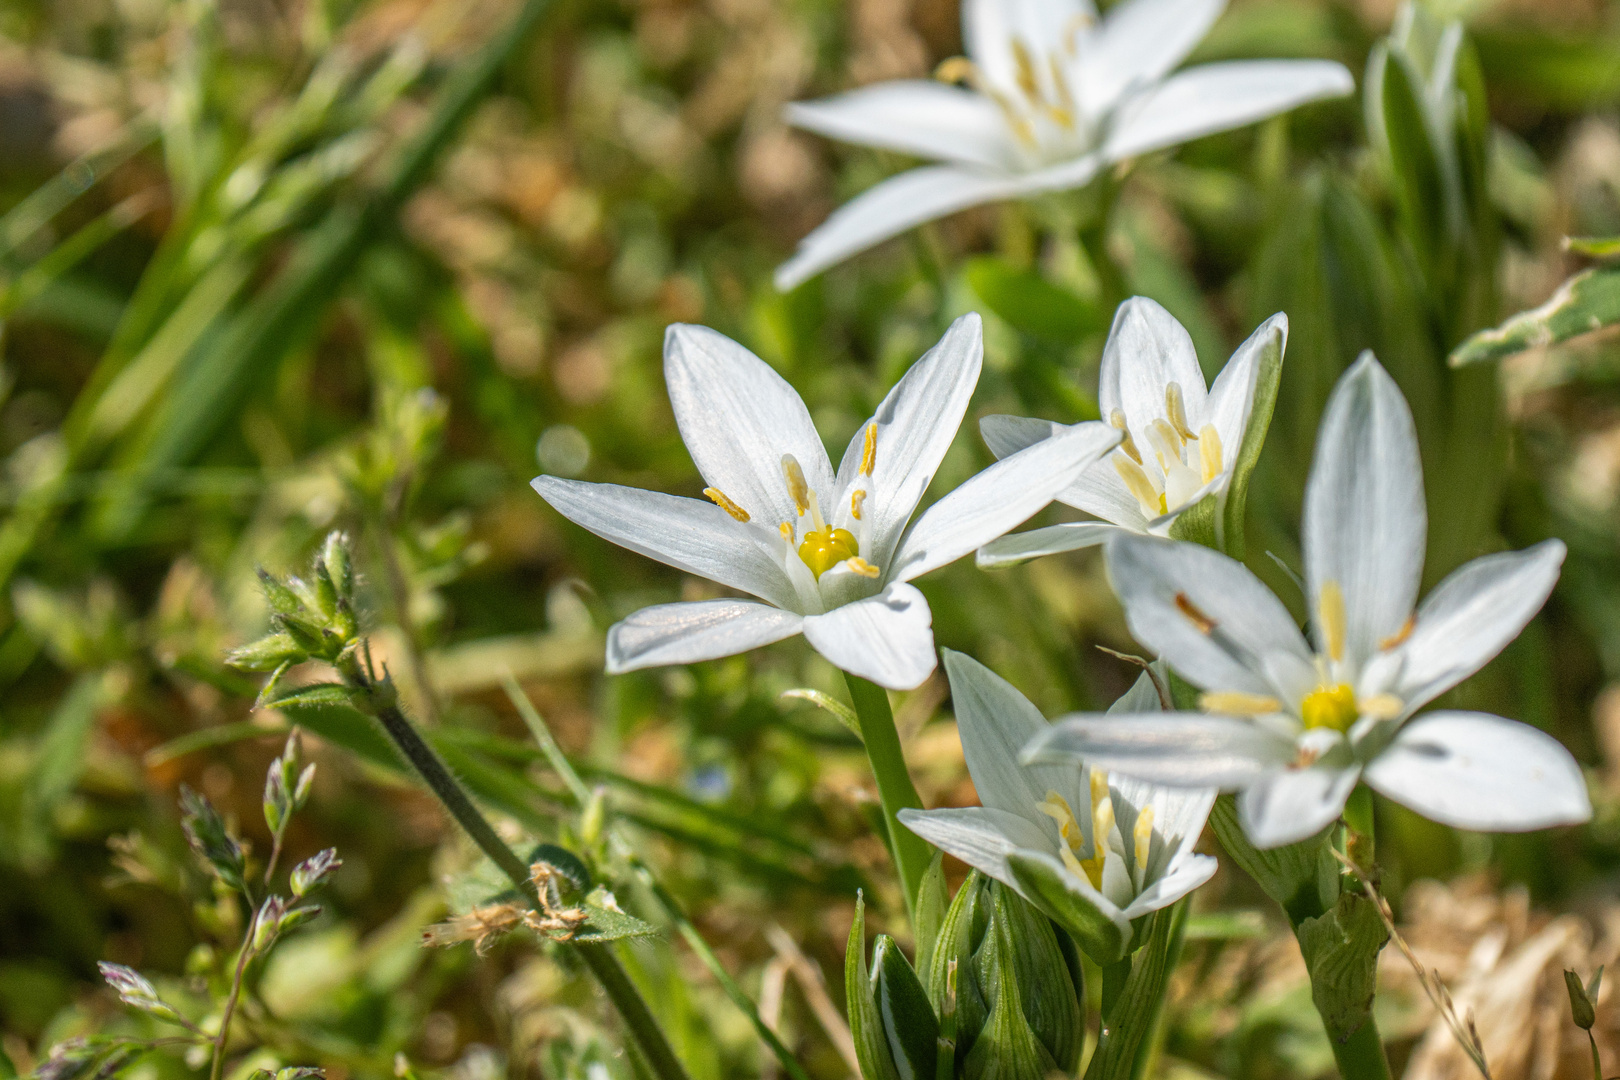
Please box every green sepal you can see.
[928,872,991,1069]
[1004,850,1129,964]
[225,631,308,672]
[915,852,948,978]
[257,567,307,618]
[982,882,1083,1073]
[1084,907,1181,1080]
[848,893,904,1080]
[1566,969,1597,1030]
[873,935,940,1080]
[1295,891,1390,1042]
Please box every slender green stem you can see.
[210,908,258,1080]
[1589,1029,1603,1080]
[1330,1015,1393,1080]
[844,674,931,922]
[1128,898,1190,1080]
[356,680,690,1080]
[501,674,812,1080]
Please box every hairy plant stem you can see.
[844,674,931,924]
[349,665,691,1080]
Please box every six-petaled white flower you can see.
[978,298,1285,565]
[533,314,1121,690]
[900,651,1216,961]
[774,0,1355,289]
[1023,353,1590,848]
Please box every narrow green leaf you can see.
[1451,267,1620,366]
[1565,236,1620,258]
[964,256,1105,341]
[915,852,948,978]
[847,894,903,1080]
[873,936,939,1080]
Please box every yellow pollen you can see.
[1082,771,1114,889]
[779,522,794,542]
[1110,409,1142,464]
[1133,806,1154,877]
[781,455,811,517]
[1165,383,1199,441]
[1114,453,1165,516]
[860,422,877,476]
[1359,693,1404,720]
[935,56,980,88]
[845,557,881,578]
[1175,592,1216,634]
[1379,614,1416,651]
[1317,581,1347,663]
[1047,55,1077,120]
[850,489,867,520]
[703,487,749,522]
[1040,791,1102,889]
[1010,38,1042,102]
[1199,691,1281,717]
[797,526,859,580]
[1301,683,1357,732]
[1198,424,1223,485]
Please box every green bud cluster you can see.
[847,872,1085,1080]
[227,532,364,705]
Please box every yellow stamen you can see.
[1110,409,1142,464]
[1114,453,1165,516]
[845,557,881,578]
[1010,38,1042,102]
[850,489,867,520]
[781,455,810,517]
[1301,683,1357,732]
[935,56,980,87]
[1317,581,1346,663]
[779,522,794,542]
[1198,424,1223,485]
[1047,55,1077,126]
[1165,383,1199,441]
[1081,771,1114,890]
[1379,614,1416,651]
[1062,13,1093,54]
[1039,791,1080,841]
[1358,693,1404,720]
[1148,418,1184,465]
[703,487,749,522]
[1133,806,1154,876]
[1174,592,1216,634]
[1199,691,1281,717]
[860,422,877,476]
[797,526,859,580]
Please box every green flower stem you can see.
[1127,898,1190,1080]
[1331,1013,1394,1080]
[845,673,932,922]
[360,689,692,1080]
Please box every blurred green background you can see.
[6,0,1620,1076]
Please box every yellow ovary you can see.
[1301,682,1357,732]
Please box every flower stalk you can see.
[846,673,933,920]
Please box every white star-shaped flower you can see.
[900,651,1216,961]
[775,0,1354,289]
[978,298,1284,564]
[1024,353,1590,847]
[533,315,1120,689]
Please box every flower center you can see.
[798,526,859,579]
[776,430,882,585]
[935,19,1094,159]
[1038,770,1154,895]
[1109,384,1225,521]
[1300,683,1358,731]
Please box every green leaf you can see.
[1208,795,1338,927]
[225,632,308,672]
[873,936,939,1080]
[1004,851,1128,964]
[1377,45,1450,273]
[962,904,1051,1080]
[555,900,658,945]
[1450,267,1620,366]
[915,852,948,978]
[266,682,359,710]
[1217,317,1285,559]
[847,894,903,1080]
[1565,236,1620,258]
[1295,891,1390,1042]
[1082,908,1180,1080]
[964,256,1104,341]
[780,688,861,740]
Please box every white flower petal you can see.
[942,650,1090,822]
[1106,533,1313,697]
[1237,766,1360,849]
[898,805,1053,886]
[977,521,1122,567]
[1099,297,1207,439]
[533,477,797,610]
[893,422,1121,582]
[1203,312,1286,466]
[836,314,983,569]
[1080,0,1227,113]
[1363,712,1591,832]
[786,82,1015,171]
[1025,712,1295,788]
[964,0,1101,102]
[981,415,1151,529]
[1121,852,1217,919]
[774,157,1104,290]
[605,600,804,673]
[1104,60,1355,162]
[1387,541,1566,711]
[1303,353,1427,672]
[801,581,936,689]
[980,414,1067,461]
[663,325,834,529]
